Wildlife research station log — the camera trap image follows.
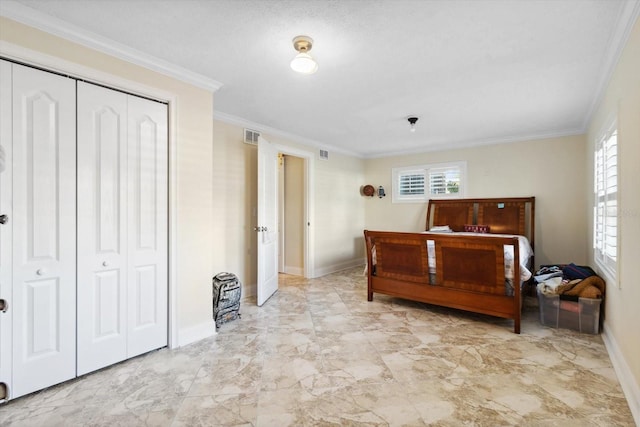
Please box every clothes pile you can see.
[535,263,605,299]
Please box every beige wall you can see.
[210,119,256,292]
[586,16,640,406]
[364,134,588,268]
[312,147,367,275]
[284,155,305,273]
[212,119,367,295]
[1,18,215,338]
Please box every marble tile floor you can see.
[0,268,634,426]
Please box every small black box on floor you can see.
[212,272,241,328]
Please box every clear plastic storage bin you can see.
[537,289,602,334]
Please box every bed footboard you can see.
[364,230,522,333]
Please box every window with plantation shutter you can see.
[593,122,617,283]
[392,161,466,203]
[398,171,425,197]
[428,166,461,195]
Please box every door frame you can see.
[278,155,285,273]
[0,41,181,348]
[0,60,13,402]
[272,144,315,279]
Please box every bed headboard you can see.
[427,201,474,232]
[426,197,535,247]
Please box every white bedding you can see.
[422,231,534,282]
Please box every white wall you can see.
[364,134,588,269]
[586,15,640,422]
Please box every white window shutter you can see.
[399,172,425,196]
[593,125,617,282]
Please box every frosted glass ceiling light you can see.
[290,35,318,74]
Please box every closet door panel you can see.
[77,82,128,375]
[11,64,76,398]
[127,96,167,357]
[0,60,13,400]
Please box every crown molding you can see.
[213,111,362,158]
[0,0,223,92]
[581,0,640,131]
[215,108,585,159]
[364,128,585,159]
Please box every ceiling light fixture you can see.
[290,35,318,75]
[407,116,419,132]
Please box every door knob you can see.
[102,261,109,267]
[36,269,45,276]
[0,214,7,225]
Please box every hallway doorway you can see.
[278,154,305,276]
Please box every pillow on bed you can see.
[464,224,490,233]
[429,225,452,232]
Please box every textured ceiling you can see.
[3,0,638,157]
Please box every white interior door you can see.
[78,84,167,370]
[126,95,168,357]
[77,82,128,375]
[0,60,169,398]
[0,60,14,401]
[11,63,76,398]
[257,137,279,306]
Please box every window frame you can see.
[392,161,467,203]
[593,119,618,285]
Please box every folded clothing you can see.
[536,265,562,276]
[535,264,598,281]
[563,263,596,280]
[537,277,564,295]
[537,277,579,296]
[563,275,605,299]
[534,265,563,283]
[537,274,605,299]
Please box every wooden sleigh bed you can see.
[364,197,535,333]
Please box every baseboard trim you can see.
[602,323,640,425]
[284,266,304,276]
[178,320,217,347]
[312,258,365,278]
[243,284,256,298]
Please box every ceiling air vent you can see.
[244,128,260,145]
[319,149,329,160]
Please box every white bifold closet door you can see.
[0,62,167,398]
[125,95,168,358]
[7,62,77,398]
[77,82,168,376]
